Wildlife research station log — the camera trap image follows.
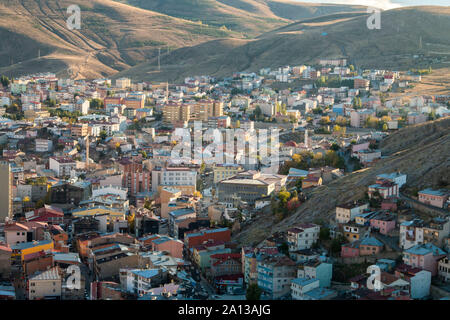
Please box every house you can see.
[291,278,337,300]
[418,189,449,208]
[296,259,332,288]
[395,264,432,299]
[341,236,383,258]
[11,239,54,262]
[184,228,231,249]
[376,172,407,188]
[241,247,279,285]
[403,243,446,276]
[370,212,396,235]
[287,223,320,251]
[368,180,399,199]
[148,235,183,259]
[301,176,322,189]
[399,219,425,250]
[438,255,450,283]
[257,255,296,299]
[422,217,450,247]
[192,241,231,271]
[335,200,369,224]
[210,253,242,277]
[343,223,366,242]
[28,266,62,300]
[120,268,168,296]
[359,237,384,256]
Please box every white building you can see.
[75,99,90,115]
[119,268,167,296]
[399,219,425,250]
[116,78,131,89]
[151,167,197,192]
[287,223,320,251]
[335,201,369,224]
[291,278,319,300]
[376,172,407,189]
[35,139,53,153]
[49,157,76,178]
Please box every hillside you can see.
[116,6,450,82]
[114,0,365,37]
[0,0,241,79]
[232,117,450,247]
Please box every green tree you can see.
[0,75,10,87]
[246,284,262,300]
[99,130,107,141]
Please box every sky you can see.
[293,0,450,10]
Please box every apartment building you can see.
[213,164,244,184]
[350,109,375,128]
[49,157,76,178]
[0,162,12,221]
[257,255,296,299]
[287,223,320,251]
[28,267,62,300]
[151,167,197,195]
[335,200,369,224]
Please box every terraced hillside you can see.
[115,0,365,36]
[116,6,450,82]
[0,0,241,79]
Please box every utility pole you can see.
[158,48,161,71]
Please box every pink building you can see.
[370,213,396,235]
[341,241,360,258]
[403,243,446,276]
[351,142,370,153]
[418,189,449,209]
[152,236,184,259]
[142,235,184,259]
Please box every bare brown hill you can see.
[232,117,450,247]
[0,0,241,79]
[116,6,450,82]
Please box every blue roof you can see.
[405,243,446,256]
[304,287,335,299]
[361,237,384,247]
[292,278,318,287]
[419,189,447,196]
[288,168,309,177]
[131,269,161,279]
[169,207,195,217]
[11,239,53,251]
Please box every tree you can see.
[292,154,302,163]
[246,284,262,300]
[100,130,107,141]
[278,190,291,203]
[90,98,104,110]
[0,75,10,87]
[319,227,330,241]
